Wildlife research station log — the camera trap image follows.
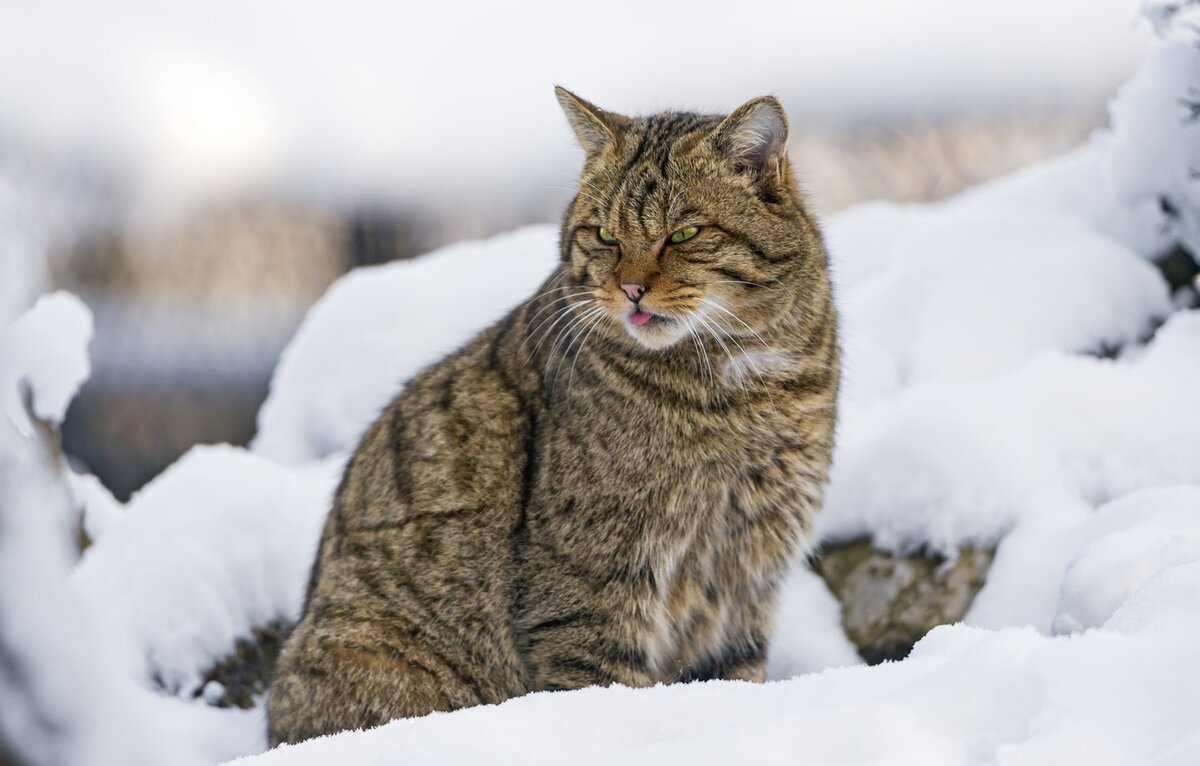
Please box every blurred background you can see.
[0,0,1151,499]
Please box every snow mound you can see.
[838,209,1169,386]
[252,226,558,465]
[0,294,261,766]
[1053,486,1200,635]
[1,291,92,432]
[821,311,1200,556]
[71,445,339,699]
[228,574,1200,765]
[1109,37,1200,255]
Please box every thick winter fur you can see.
[267,88,839,746]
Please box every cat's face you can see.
[555,88,821,353]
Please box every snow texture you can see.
[70,446,339,701]
[0,297,169,766]
[231,583,1200,765]
[0,291,92,435]
[253,226,559,465]
[1109,3,1200,256]
[0,296,289,766]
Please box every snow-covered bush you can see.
[1112,1,1200,260]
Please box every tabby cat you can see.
[267,87,839,746]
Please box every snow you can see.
[228,592,1200,765]
[70,445,339,701]
[1053,487,1200,635]
[4,9,1200,766]
[1108,36,1200,256]
[765,565,862,678]
[821,311,1200,554]
[253,225,558,465]
[0,295,165,766]
[0,291,92,435]
[835,209,1169,385]
[0,287,282,766]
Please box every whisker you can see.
[519,298,593,361]
[578,179,612,206]
[697,300,780,418]
[545,303,600,378]
[516,276,594,311]
[525,301,590,364]
[699,299,773,349]
[687,325,713,401]
[522,293,596,327]
[688,279,783,293]
[689,321,722,408]
[566,307,610,391]
[692,311,736,371]
[522,288,596,327]
[552,305,605,385]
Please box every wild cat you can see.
[267,87,839,746]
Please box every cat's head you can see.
[555,87,825,352]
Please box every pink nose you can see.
[621,283,645,302]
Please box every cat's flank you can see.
[267,88,839,746]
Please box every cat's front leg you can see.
[710,621,772,683]
[678,602,774,684]
[522,603,661,691]
[516,555,662,692]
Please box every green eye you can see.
[598,227,619,245]
[670,226,700,243]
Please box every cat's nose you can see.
[620,283,646,302]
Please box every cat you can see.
[267,87,839,746]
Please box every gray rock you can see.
[815,539,994,664]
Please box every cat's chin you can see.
[622,312,688,350]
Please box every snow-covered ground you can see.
[2,6,1199,766]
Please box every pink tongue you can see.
[629,310,653,327]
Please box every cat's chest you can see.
[639,476,788,676]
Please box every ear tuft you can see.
[714,96,790,186]
[555,86,626,158]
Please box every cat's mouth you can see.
[627,309,673,328]
[620,306,687,349]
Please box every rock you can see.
[191,621,287,709]
[815,539,994,664]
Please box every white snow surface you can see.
[0,291,92,434]
[0,296,253,766]
[1108,33,1200,255]
[252,226,558,464]
[232,563,1200,764]
[70,446,339,702]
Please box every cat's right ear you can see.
[714,96,790,192]
[555,86,627,158]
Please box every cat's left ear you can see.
[555,86,628,158]
[714,96,790,191]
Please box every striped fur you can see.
[267,88,839,746]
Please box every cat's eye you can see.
[597,227,619,245]
[670,226,700,244]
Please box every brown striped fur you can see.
[267,87,839,746]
